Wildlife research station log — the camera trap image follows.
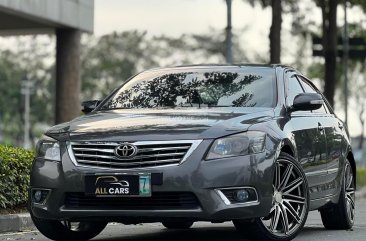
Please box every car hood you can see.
[47,108,274,141]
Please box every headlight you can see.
[36,135,61,161]
[206,131,266,160]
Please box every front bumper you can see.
[29,139,276,222]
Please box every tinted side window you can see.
[299,78,317,93]
[287,74,304,106]
[298,77,327,114]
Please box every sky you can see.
[94,0,272,58]
[95,0,270,36]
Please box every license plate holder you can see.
[85,174,151,197]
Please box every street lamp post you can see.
[343,0,349,126]
[21,78,34,149]
[225,0,233,64]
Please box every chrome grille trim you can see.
[72,147,115,153]
[77,158,182,167]
[67,140,202,170]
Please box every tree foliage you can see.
[349,0,366,12]
[0,36,54,145]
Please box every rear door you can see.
[323,113,344,196]
[285,72,328,200]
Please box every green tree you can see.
[293,1,366,109]
[349,0,366,11]
[314,0,366,108]
[247,0,297,63]
[0,36,54,146]
[317,0,338,108]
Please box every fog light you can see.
[217,187,258,205]
[32,189,50,204]
[235,189,249,202]
[34,191,42,203]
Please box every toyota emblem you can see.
[114,144,137,158]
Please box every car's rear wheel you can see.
[234,153,309,241]
[162,221,194,229]
[320,159,355,230]
[30,213,107,241]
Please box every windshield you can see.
[99,67,276,110]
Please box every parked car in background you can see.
[29,65,356,241]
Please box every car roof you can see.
[144,64,290,72]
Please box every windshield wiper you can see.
[99,107,131,111]
[207,104,234,107]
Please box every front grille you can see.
[64,192,200,210]
[69,141,199,169]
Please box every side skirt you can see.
[309,192,340,211]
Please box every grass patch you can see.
[357,167,366,189]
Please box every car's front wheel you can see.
[234,153,309,241]
[30,213,107,241]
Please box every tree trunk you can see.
[358,102,365,149]
[269,0,282,64]
[359,121,364,150]
[321,0,338,108]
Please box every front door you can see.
[285,72,328,200]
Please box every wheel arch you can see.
[346,150,357,188]
[278,138,296,158]
[281,144,294,157]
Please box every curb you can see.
[0,213,35,234]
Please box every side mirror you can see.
[81,100,101,114]
[291,93,324,112]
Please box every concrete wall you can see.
[0,0,93,33]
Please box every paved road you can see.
[2,199,366,241]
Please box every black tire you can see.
[320,159,355,230]
[31,213,107,241]
[234,153,309,241]
[162,221,194,229]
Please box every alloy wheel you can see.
[260,159,308,237]
[345,162,355,224]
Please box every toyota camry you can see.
[29,64,356,241]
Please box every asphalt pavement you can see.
[1,199,366,241]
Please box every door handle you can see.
[318,122,324,131]
[338,122,344,130]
